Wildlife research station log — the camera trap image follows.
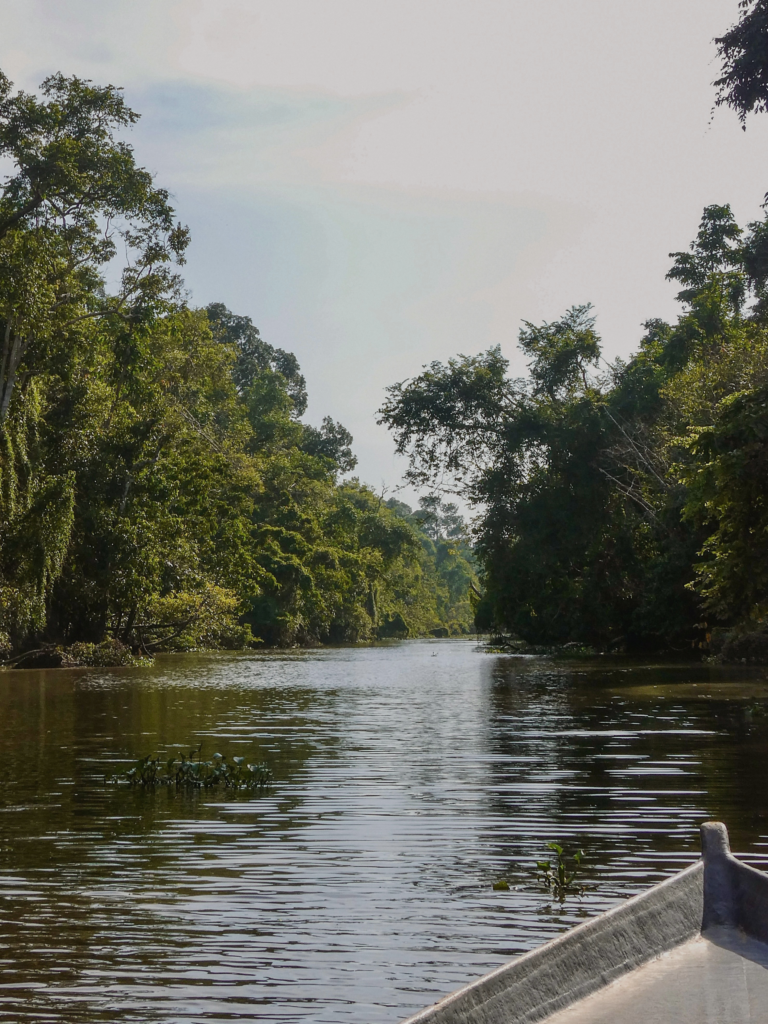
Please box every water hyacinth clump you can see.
[108,748,272,791]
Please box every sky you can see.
[1,0,767,500]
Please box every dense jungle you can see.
[5,0,768,664]
[0,71,477,663]
[379,2,768,660]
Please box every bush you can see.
[60,639,148,667]
[137,585,257,652]
[710,624,768,664]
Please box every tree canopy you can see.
[0,72,477,661]
[715,1,768,126]
[380,203,768,652]
[374,1,768,656]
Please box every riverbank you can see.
[0,630,484,670]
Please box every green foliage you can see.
[108,748,272,791]
[491,842,586,898]
[0,71,473,657]
[677,384,768,622]
[60,639,147,667]
[709,623,768,663]
[380,203,768,653]
[518,304,601,399]
[206,302,307,415]
[243,473,476,645]
[0,378,75,645]
[137,585,256,652]
[0,70,188,423]
[714,1,768,126]
[301,416,357,474]
[666,204,745,310]
[379,346,518,491]
[0,70,186,647]
[384,496,478,635]
[536,842,585,900]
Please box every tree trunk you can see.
[123,602,138,645]
[0,322,31,425]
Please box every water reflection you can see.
[0,643,767,1022]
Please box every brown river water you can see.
[0,640,767,1023]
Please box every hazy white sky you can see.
[1,0,766,497]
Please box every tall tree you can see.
[0,72,188,424]
[379,225,766,649]
[0,72,188,649]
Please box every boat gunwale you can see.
[400,859,704,1024]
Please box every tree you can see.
[206,302,306,414]
[0,70,477,657]
[380,213,768,649]
[378,346,521,493]
[666,204,744,309]
[0,71,188,649]
[0,72,188,424]
[680,384,768,622]
[714,1,768,126]
[301,416,357,474]
[518,304,601,399]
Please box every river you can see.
[0,639,767,1022]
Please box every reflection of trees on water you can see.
[2,649,768,1020]
[478,658,768,897]
[0,657,337,1016]
[0,662,328,865]
[691,694,768,855]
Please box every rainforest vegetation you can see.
[380,0,768,659]
[5,1,768,665]
[0,70,477,663]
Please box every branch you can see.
[0,191,44,242]
[598,466,659,521]
[171,401,225,454]
[0,646,54,668]
[604,409,670,490]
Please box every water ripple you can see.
[0,642,766,1021]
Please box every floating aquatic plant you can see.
[536,842,584,900]
[492,843,586,897]
[107,746,271,791]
